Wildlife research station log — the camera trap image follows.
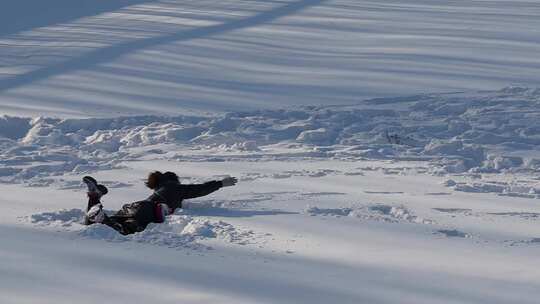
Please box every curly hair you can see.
[145,171,163,189]
[145,171,179,189]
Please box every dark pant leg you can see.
[106,201,151,235]
[84,198,140,235]
[85,200,156,235]
[102,215,139,235]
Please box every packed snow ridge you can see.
[1,87,539,185]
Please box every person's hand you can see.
[221,176,238,187]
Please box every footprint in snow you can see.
[436,229,470,238]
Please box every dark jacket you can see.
[106,180,223,235]
[146,180,223,211]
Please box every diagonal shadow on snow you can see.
[0,0,328,92]
[0,0,154,38]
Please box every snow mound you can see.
[363,204,434,224]
[29,210,257,249]
[446,180,540,199]
[305,204,434,225]
[1,88,540,185]
[78,224,128,241]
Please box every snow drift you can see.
[1,87,539,186]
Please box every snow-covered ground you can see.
[2,1,540,303]
[3,159,540,303]
[2,0,540,117]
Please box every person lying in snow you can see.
[82,171,238,235]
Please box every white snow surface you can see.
[2,1,540,303]
[1,87,539,187]
[2,0,540,117]
[4,158,540,303]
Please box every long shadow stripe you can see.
[0,0,327,92]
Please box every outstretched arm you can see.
[181,177,238,199]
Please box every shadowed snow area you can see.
[2,0,540,117]
[0,0,154,38]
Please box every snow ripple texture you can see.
[1,87,540,185]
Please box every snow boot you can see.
[86,203,106,224]
[83,176,108,199]
[82,176,109,225]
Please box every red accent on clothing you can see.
[154,203,164,223]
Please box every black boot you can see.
[83,176,108,198]
[82,176,109,225]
